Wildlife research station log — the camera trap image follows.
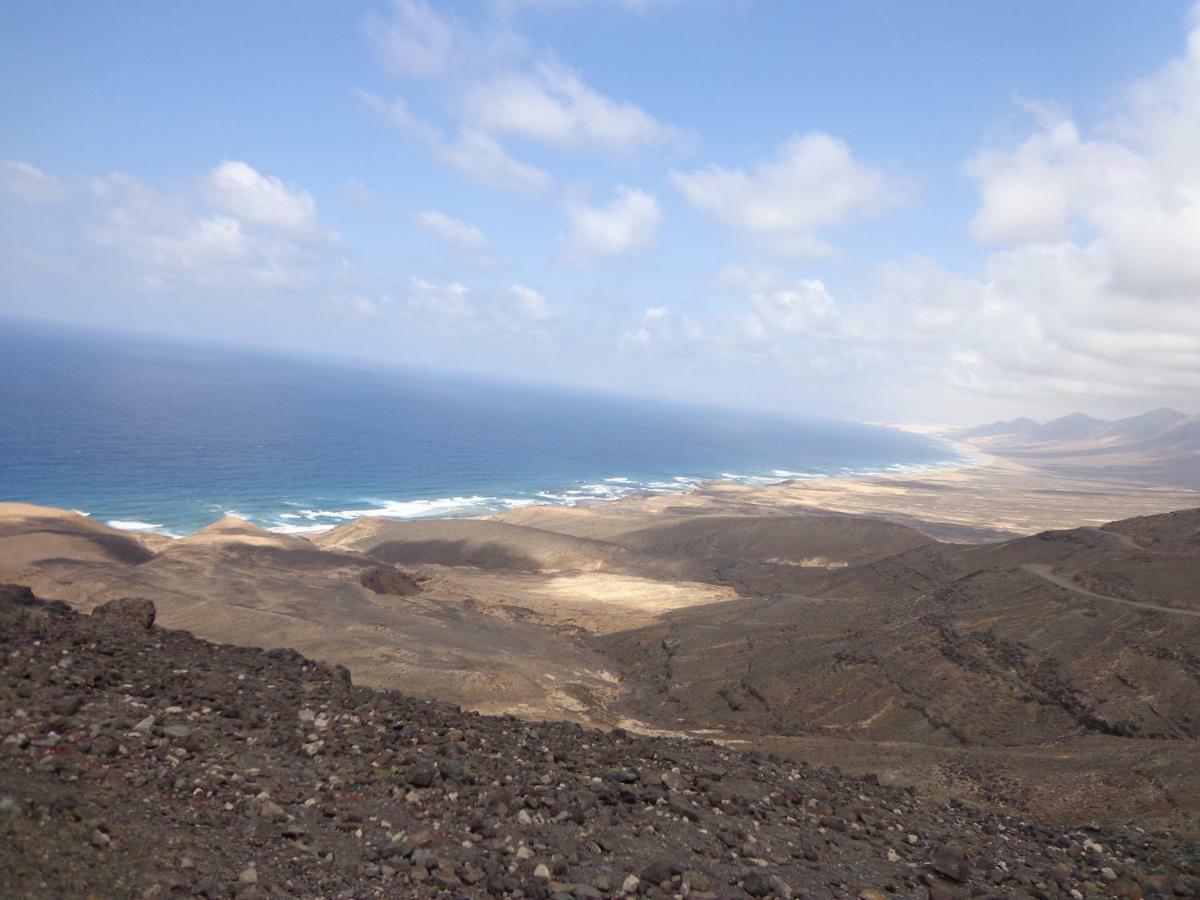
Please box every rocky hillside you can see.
[3,585,1196,899]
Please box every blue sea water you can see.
[0,321,962,536]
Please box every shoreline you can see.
[494,441,1200,542]
[80,436,973,539]
[53,432,1199,544]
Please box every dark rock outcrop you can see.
[359,565,422,596]
[90,596,156,629]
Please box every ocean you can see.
[0,321,962,536]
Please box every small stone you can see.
[931,844,969,882]
[683,871,711,891]
[163,724,193,739]
[642,861,675,884]
[51,696,83,716]
[258,799,286,822]
[621,873,640,894]
[132,715,156,734]
[742,872,775,897]
[767,875,794,898]
[533,864,550,879]
[661,771,686,792]
[91,734,119,756]
[92,597,156,629]
[407,765,437,788]
[1100,867,1118,882]
[237,866,257,884]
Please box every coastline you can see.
[85,431,1199,542]
[82,431,971,539]
[494,441,1200,542]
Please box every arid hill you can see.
[597,507,1200,833]
[3,496,1200,839]
[2,586,1195,898]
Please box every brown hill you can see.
[0,503,154,567]
[314,516,636,573]
[2,585,1195,898]
[595,506,1200,832]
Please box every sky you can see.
[2,1,1199,425]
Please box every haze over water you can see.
[0,322,959,536]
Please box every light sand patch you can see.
[424,567,736,633]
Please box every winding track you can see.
[1022,563,1200,618]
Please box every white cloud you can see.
[564,186,660,261]
[407,277,474,317]
[364,0,458,79]
[462,62,679,153]
[670,133,904,256]
[415,210,489,251]
[361,2,681,195]
[634,11,1200,417]
[749,279,836,335]
[204,160,327,241]
[85,163,340,292]
[0,161,66,203]
[511,283,557,320]
[966,12,1200,299]
[498,0,683,11]
[361,90,551,192]
[366,0,525,80]
[343,179,376,207]
[357,90,445,146]
[332,294,381,317]
[619,306,696,351]
[439,129,551,192]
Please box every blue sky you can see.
[3,1,1199,423]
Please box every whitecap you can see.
[107,519,164,531]
[268,522,336,535]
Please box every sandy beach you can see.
[496,440,1199,542]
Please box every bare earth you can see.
[3,416,1199,838]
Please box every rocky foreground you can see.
[1,585,1196,899]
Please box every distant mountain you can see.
[1101,407,1191,442]
[959,416,1040,438]
[960,407,1194,447]
[1036,412,1105,442]
[956,407,1200,488]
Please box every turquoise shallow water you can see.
[0,320,962,536]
